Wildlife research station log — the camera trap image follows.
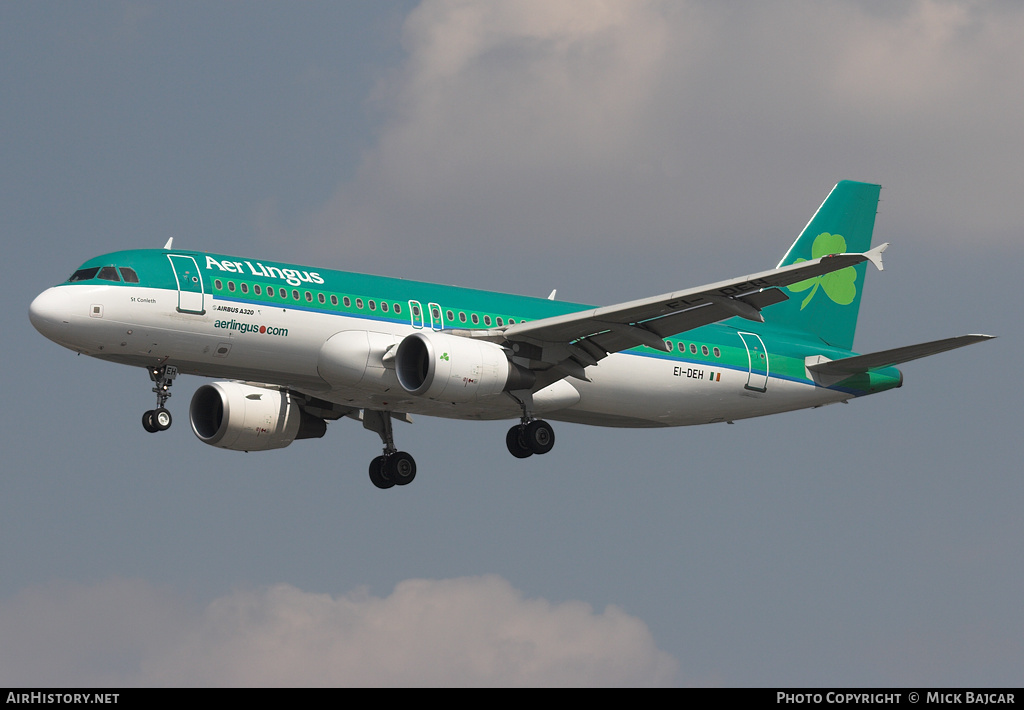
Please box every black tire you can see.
[142,410,159,433]
[524,420,555,455]
[152,407,172,431]
[387,452,417,486]
[369,455,394,489]
[506,425,533,459]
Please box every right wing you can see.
[498,243,888,373]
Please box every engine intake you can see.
[190,381,326,452]
[395,331,534,403]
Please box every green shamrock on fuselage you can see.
[787,232,858,310]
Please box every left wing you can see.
[499,244,888,374]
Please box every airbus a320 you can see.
[29,181,992,489]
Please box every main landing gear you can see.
[363,410,417,490]
[141,365,177,433]
[505,419,555,458]
[504,390,556,459]
[359,406,555,489]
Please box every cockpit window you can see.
[97,266,121,282]
[68,267,100,282]
[119,267,140,283]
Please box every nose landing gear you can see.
[142,365,177,433]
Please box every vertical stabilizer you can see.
[766,181,881,350]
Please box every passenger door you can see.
[167,255,206,315]
[738,332,769,392]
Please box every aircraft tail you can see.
[766,181,881,350]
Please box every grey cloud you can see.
[288,0,1024,276]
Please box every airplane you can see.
[29,181,992,489]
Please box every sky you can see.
[1,0,1020,687]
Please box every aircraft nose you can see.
[29,287,73,341]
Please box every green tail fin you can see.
[766,180,881,350]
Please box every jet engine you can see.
[189,381,326,452]
[395,331,534,403]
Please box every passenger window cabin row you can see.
[67,268,723,359]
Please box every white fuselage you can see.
[30,281,850,428]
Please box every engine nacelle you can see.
[395,331,534,403]
[189,381,326,452]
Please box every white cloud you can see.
[285,0,1024,274]
[0,576,677,687]
[0,579,188,687]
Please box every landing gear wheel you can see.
[506,425,533,458]
[152,407,172,431]
[524,420,555,455]
[369,455,394,489]
[387,452,417,486]
[142,410,159,433]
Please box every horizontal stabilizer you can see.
[807,334,995,376]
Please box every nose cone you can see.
[29,287,73,342]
